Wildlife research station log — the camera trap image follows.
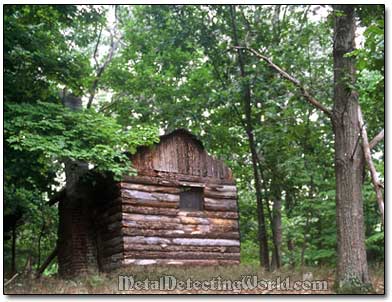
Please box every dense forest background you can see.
[3,4,384,292]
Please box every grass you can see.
[4,264,384,295]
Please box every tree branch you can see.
[358,106,384,225]
[233,46,333,118]
[93,24,103,68]
[369,129,384,150]
[87,30,121,109]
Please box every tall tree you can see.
[332,4,370,291]
[229,5,270,270]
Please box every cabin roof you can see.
[159,128,204,149]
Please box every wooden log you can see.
[121,228,240,239]
[123,174,236,187]
[121,213,238,228]
[172,237,240,246]
[122,259,240,266]
[122,197,178,208]
[204,197,237,206]
[181,211,239,220]
[122,213,179,224]
[121,204,238,219]
[122,205,179,216]
[112,220,180,231]
[122,175,177,187]
[119,218,239,232]
[123,251,240,260]
[204,185,237,199]
[121,189,179,202]
[122,236,240,247]
[120,182,181,194]
[204,202,237,212]
[123,243,240,253]
[204,191,237,200]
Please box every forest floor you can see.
[4,264,384,295]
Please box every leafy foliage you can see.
[3,4,384,276]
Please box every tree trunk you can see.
[230,5,270,270]
[285,188,296,268]
[332,5,370,292]
[11,225,16,275]
[300,215,310,268]
[37,222,45,268]
[271,187,282,270]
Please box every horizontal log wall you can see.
[118,177,240,267]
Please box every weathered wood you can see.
[180,210,239,220]
[122,175,177,187]
[120,182,181,194]
[121,204,239,219]
[121,189,179,202]
[123,251,240,260]
[123,243,240,253]
[121,213,237,228]
[123,174,235,187]
[122,228,240,239]
[204,187,237,199]
[122,259,240,266]
[122,197,179,208]
[204,202,237,212]
[118,219,238,232]
[122,236,240,247]
[131,130,235,181]
[57,129,240,275]
[122,205,179,216]
[156,172,235,185]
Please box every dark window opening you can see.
[179,187,204,211]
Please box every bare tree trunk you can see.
[271,188,282,270]
[332,5,370,292]
[285,188,296,268]
[300,215,310,268]
[230,5,270,270]
[37,222,45,268]
[11,225,16,275]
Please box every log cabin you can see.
[54,129,240,277]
